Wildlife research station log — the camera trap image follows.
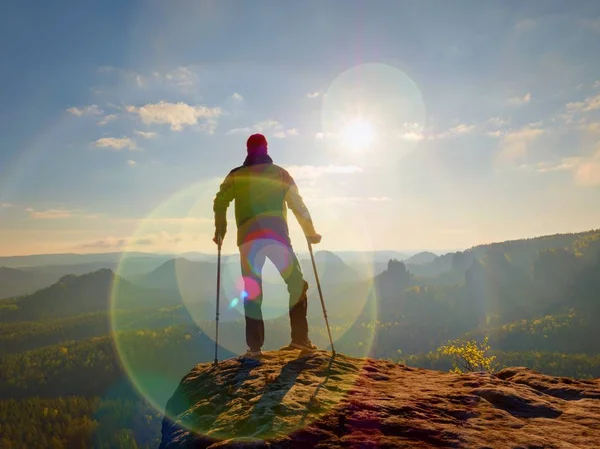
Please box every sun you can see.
[341,119,375,149]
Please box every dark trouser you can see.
[239,238,309,350]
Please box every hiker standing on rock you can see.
[213,133,321,357]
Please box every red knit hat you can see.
[246,133,268,153]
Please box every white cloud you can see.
[309,196,390,204]
[307,92,320,98]
[67,105,102,116]
[497,123,544,162]
[127,160,136,166]
[0,202,14,208]
[79,230,204,250]
[578,121,600,133]
[163,67,198,92]
[487,117,509,128]
[398,122,426,141]
[92,137,137,151]
[253,120,282,132]
[146,231,205,245]
[127,101,222,131]
[440,123,475,138]
[508,93,532,106]
[134,130,157,139]
[273,128,299,139]
[593,81,600,89]
[231,92,244,102]
[121,216,212,225]
[398,122,474,141]
[452,124,475,134]
[227,120,297,138]
[285,165,363,185]
[518,157,582,173]
[313,131,339,140]
[566,94,600,113]
[26,208,72,219]
[557,113,575,125]
[399,131,426,141]
[227,120,279,134]
[575,161,600,186]
[78,237,127,249]
[99,66,143,88]
[516,150,600,187]
[227,127,252,135]
[97,114,117,126]
[197,119,219,135]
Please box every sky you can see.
[1,0,600,256]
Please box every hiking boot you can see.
[289,340,317,352]
[244,348,263,358]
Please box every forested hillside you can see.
[1,229,599,447]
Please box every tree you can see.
[438,336,497,373]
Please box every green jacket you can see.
[213,154,317,247]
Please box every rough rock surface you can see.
[160,350,600,448]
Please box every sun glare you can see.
[341,119,375,149]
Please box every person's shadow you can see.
[239,353,337,439]
[239,356,311,437]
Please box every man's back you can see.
[213,152,316,247]
[233,161,287,222]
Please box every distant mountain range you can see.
[2,229,599,315]
[133,257,217,296]
[0,249,434,268]
[0,267,58,299]
[0,251,161,268]
[0,268,201,323]
[404,251,438,265]
[0,256,179,300]
[0,269,128,321]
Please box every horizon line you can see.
[0,248,458,258]
[1,226,599,259]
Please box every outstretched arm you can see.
[283,171,321,243]
[213,172,235,244]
